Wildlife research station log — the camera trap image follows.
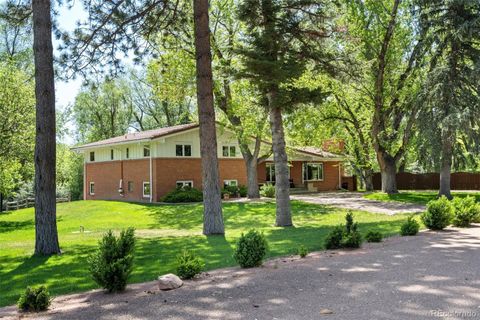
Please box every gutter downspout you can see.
[84,160,87,200]
[149,143,153,203]
[338,163,341,190]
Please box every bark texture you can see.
[438,130,454,199]
[268,104,292,227]
[193,0,224,235]
[377,152,398,194]
[33,0,60,255]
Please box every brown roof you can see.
[73,123,199,149]
[291,146,343,159]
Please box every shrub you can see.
[17,286,51,312]
[238,185,248,197]
[297,245,308,258]
[162,186,203,203]
[422,196,453,230]
[260,184,275,198]
[401,216,420,236]
[233,229,268,268]
[222,185,239,197]
[324,225,344,249]
[88,228,135,292]
[176,250,205,279]
[365,230,383,243]
[325,212,362,249]
[452,196,479,227]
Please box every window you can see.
[303,163,324,181]
[266,163,275,182]
[143,145,150,157]
[222,145,236,157]
[176,180,193,188]
[143,182,151,198]
[126,148,129,159]
[89,182,95,195]
[224,180,238,187]
[110,149,114,160]
[89,152,95,162]
[176,144,192,157]
[127,181,133,192]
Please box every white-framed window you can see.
[266,163,275,182]
[143,145,150,157]
[176,180,193,188]
[127,181,133,192]
[143,182,151,198]
[224,180,238,187]
[222,145,237,157]
[110,149,114,160]
[89,182,95,195]
[303,163,324,181]
[89,151,95,162]
[176,144,192,157]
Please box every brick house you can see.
[72,123,352,202]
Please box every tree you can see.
[416,0,480,198]
[32,0,60,255]
[345,0,427,194]
[193,0,224,234]
[237,0,331,226]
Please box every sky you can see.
[54,2,87,110]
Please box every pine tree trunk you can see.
[245,157,260,199]
[268,103,292,227]
[193,0,224,235]
[377,152,398,194]
[32,0,60,255]
[438,130,454,199]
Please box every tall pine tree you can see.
[237,0,332,226]
[417,0,480,198]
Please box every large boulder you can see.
[157,273,183,291]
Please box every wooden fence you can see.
[4,197,70,211]
[372,172,480,190]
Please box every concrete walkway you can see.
[291,192,425,215]
[2,226,480,320]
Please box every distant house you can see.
[72,123,352,202]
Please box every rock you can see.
[157,274,183,291]
[320,309,334,315]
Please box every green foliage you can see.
[233,229,268,268]
[297,245,308,258]
[222,185,239,197]
[88,228,136,293]
[422,196,453,230]
[238,185,248,197]
[324,212,362,249]
[452,196,480,228]
[17,286,51,312]
[260,184,275,198]
[162,186,203,203]
[365,230,383,243]
[400,216,420,236]
[176,250,205,280]
[56,143,84,200]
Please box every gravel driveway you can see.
[2,226,480,320]
[291,192,425,215]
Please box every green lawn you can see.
[364,191,480,205]
[1,200,415,307]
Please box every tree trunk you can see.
[364,168,374,192]
[193,0,224,235]
[377,152,398,194]
[245,156,260,199]
[438,130,454,199]
[268,104,292,227]
[32,0,60,255]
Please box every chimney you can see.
[322,139,345,153]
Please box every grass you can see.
[364,191,480,205]
[0,200,416,307]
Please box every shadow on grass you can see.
[0,220,34,233]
